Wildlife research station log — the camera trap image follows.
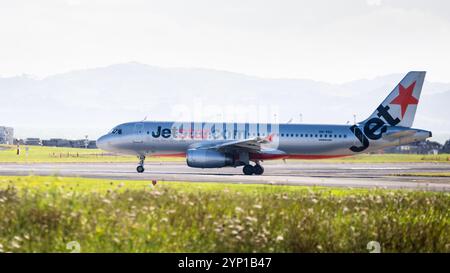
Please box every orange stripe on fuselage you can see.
[152,153,350,160]
[249,154,350,160]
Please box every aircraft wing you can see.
[195,134,276,153]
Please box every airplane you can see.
[96,71,432,175]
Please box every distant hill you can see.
[1,62,449,142]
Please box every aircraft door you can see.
[133,122,145,143]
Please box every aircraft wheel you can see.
[136,166,145,173]
[254,165,264,175]
[243,164,254,175]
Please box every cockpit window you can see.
[110,128,122,135]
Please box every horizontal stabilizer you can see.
[383,129,417,140]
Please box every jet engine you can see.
[186,149,234,168]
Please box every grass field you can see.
[0,176,448,253]
[1,145,450,163]
[313,153,450,163]
[0,145,183,163]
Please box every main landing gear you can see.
[137,155,145,173]
[242,163,264,175]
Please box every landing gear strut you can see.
[242,163,264,175]
[137,155,145,173]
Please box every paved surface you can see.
[0,161,449,191]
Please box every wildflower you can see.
[151,190,162,196]
[11,241,20,249]
[276,235,284,242]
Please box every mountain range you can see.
[1,62,449,143]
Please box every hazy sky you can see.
[1,0,449,83]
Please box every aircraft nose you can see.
[96,135,109,151]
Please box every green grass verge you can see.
[0,176,448,253]
[0,145,183,163]
[297,153,450,163]
[2,145,449,163]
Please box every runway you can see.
[0,161,449,191]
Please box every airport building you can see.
[383,140,442,155]
[42,138,71,147]
[41,138,97,149]
[0,126,14,145]
[24,138,43,146]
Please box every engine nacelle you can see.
[186,149,234,168]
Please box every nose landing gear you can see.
[137,155,145,173]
